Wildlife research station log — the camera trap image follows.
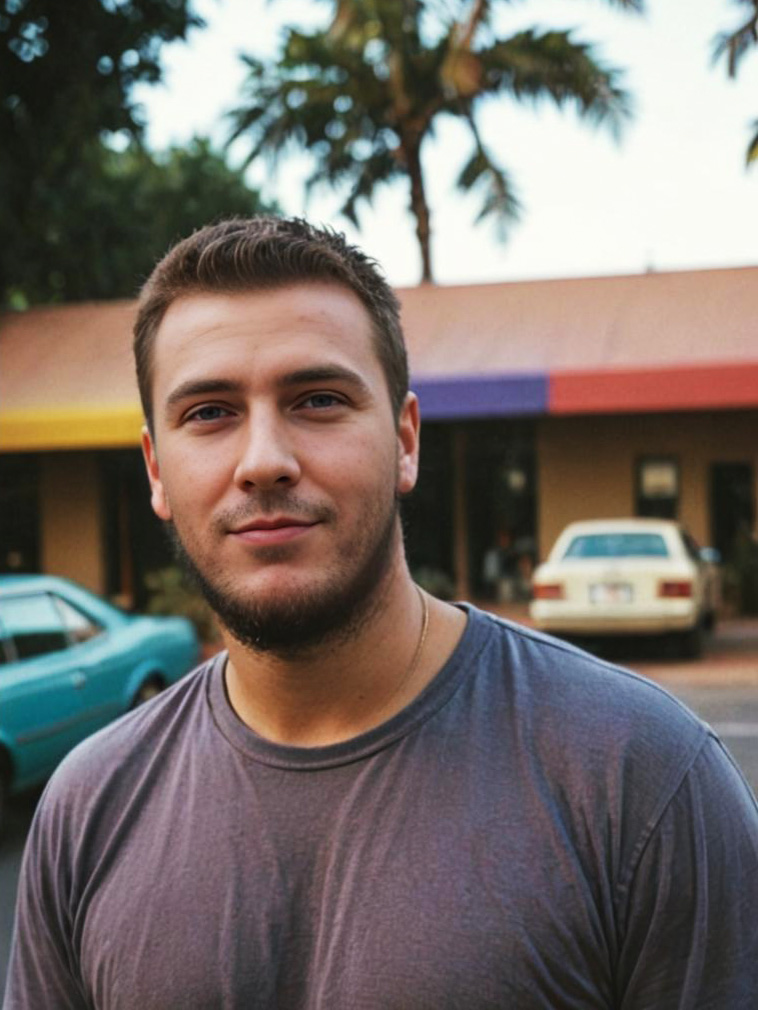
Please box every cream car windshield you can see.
[563,533,670,560]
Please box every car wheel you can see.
[131,676,164,709]
[676,621,704,661]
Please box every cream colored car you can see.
[530,519,720,658]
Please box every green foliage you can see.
[0,0,261,305]
[725,526,758,615]
[1,0,203,141]
[144,566,221,644]
[2,136,278,305]
[412,565,456,601]
[712,0,758,166]
[229,0,638,280]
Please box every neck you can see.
[222,562,466,747]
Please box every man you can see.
[5,217,758,1008]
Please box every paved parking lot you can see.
[488,604,758,686]
[626,619,758,686]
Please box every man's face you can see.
[142,282,419,653]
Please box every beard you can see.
[166,490,401,658]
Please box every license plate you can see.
[589,582,633,604]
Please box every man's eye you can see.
[301,393,342,409]
[188,405,229,422]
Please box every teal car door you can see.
[0,592,91,790]
[50,592,133,734]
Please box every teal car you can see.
[0,575,199,828]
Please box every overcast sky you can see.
[135,0,758,287]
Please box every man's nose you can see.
[233,414,302,491]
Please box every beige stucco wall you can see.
[40,452,105,592]
[536,410,758,561]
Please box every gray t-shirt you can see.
[5,607,758,1009]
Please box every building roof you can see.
[1,301,142,450]
[398,265,758,418]
[401,266,758,373]
[2,265,758,450]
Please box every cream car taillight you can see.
[658,580,693,598]
[533,583,565,600]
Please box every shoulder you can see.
[459,604,710,797]
[454,606,756,886]
[39,656,220,823]
[463,604,705,726]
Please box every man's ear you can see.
[141,427,172,521]
[396,392,420,495]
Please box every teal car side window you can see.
[52,596,104,645]
[0,594,69,661]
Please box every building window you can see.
[636,456,679,520]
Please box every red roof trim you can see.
[550,362,758,415]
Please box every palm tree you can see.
[229,0,641,282]
[713,0,758,165]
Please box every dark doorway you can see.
[711,462,758,614]
[465,419,537,601]
[710,462,755,558]
[0,454,40,573]
[403,422,455,596]
[100,450,173,610]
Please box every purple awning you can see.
[411,373,548,420]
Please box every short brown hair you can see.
[133,216,409,429]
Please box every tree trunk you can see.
[403,136,434,283]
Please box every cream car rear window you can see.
[563,533,669,559]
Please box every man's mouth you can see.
[229,516,321,546]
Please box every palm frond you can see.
[599,0,644,10]
[227,27,395,167]
[713,2,758,78]
[227,0,641,280]
[340,149,401,223]
[747,120,758,166]
[478,29,631,137]
[455,138,519,237]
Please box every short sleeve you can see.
[3,784,89,1010]
[615,735,758,1009]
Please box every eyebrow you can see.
[164,366,371,413]
[165,379,243,413]
[279,365,371,396]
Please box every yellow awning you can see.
[0,405,144,451]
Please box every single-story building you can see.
[2,265,757,610]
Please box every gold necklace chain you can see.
[372,584,429,722]
[405,584,430,685]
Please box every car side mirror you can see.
[699,547,722,564]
